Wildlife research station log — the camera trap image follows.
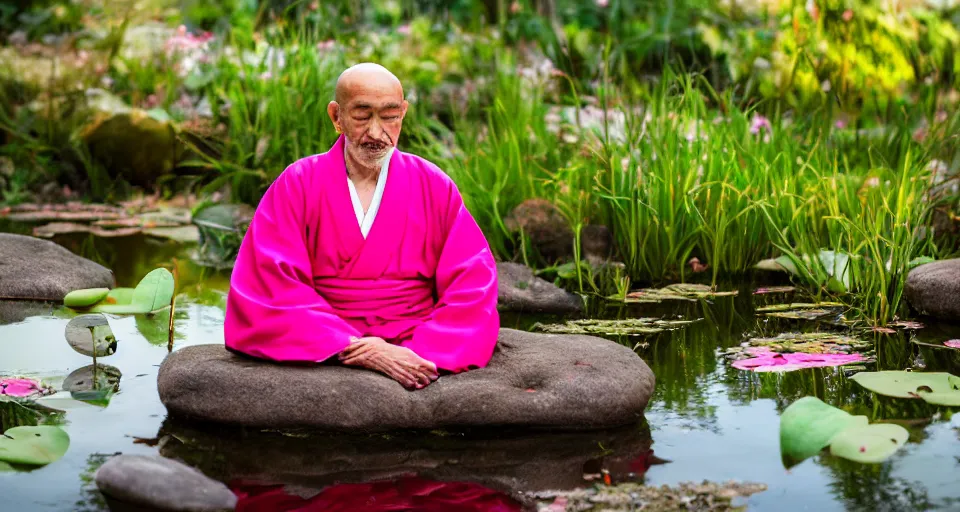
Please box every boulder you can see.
[78,90,184,187]
[497,262,583,314]
[905,259,960,321]
[0,234,115,301]
[504,198,574,263]
[94,454,237,512]
[158,328,655,432]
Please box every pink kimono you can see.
[224,135,500,373]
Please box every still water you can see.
[0,232,958,511]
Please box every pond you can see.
[1,232,958,511]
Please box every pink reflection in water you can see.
[232,476,521,512]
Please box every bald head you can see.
[327,63,409,171]
[334,63,404,105]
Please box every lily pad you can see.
[622,283,738,303]
[753,286,797,295]
[533,317,698,336]
[0,425,70,466]
[757,302,844,312]
[90,268,174,314]
[828,423,909,463]
[850,371,960,406]
[733,350,864,373]
[64,315,117,357]
[63,288,110,308]
[780,397,868,467]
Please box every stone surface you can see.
[95,454,237,512]
[78,90,184,186]
[905,259,960,321]
[0,234,115,301]
[158,328,654,432]
[497,262,583,314]
[504,198,574,263]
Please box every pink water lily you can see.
[945,340,960,349]
[0,378,45,398]
[732,349,863,373]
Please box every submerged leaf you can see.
[850,371,960,406]
[828,423,909,463]
[753,286,796,295]
[780,397,868,467]
[0,426,69,466]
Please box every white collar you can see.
[345,148,392,238]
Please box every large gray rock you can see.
[498,262,583,314]
[905,259,960,321]
[158,328,654,432]
[94,454,237,512]
[0,234,114,301]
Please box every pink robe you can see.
[224,135,500,373]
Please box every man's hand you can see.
[338,336,439,390]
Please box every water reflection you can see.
[157,419,657,505]
[230,477,522,512]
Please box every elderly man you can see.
[224,63,500,390]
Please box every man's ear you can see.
[327,101,341,131]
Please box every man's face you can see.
[332,80,407,168]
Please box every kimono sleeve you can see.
[401,181,500,373]
[224,165,361,362]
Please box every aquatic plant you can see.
[779,396,909,468]
[850,371,960,406]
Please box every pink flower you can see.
[944,340,960,349]
[0,377,46,398]
[842,9,854,22]
[164,25,214,56]
[834,119,847,129]
[596,0,609,6]
[749,114,771,135]
[397,24,411,35]
[316,40,335,51]
[732,352,863,373]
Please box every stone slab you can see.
[158,328,654,432]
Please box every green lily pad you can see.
[91,268,174,314]
[850,371,960,406]
[63,288,110,308]
[780,396,868,467]
[828,423,909,463]
[0,426,70,466]
[533,317,698,336]
[105,288,135,304]
[621,283,738,303]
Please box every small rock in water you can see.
[95,454,237,512]
[65,314,117,357]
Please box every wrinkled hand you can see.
[338,336,439,390]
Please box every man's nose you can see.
[367,117,384,139]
